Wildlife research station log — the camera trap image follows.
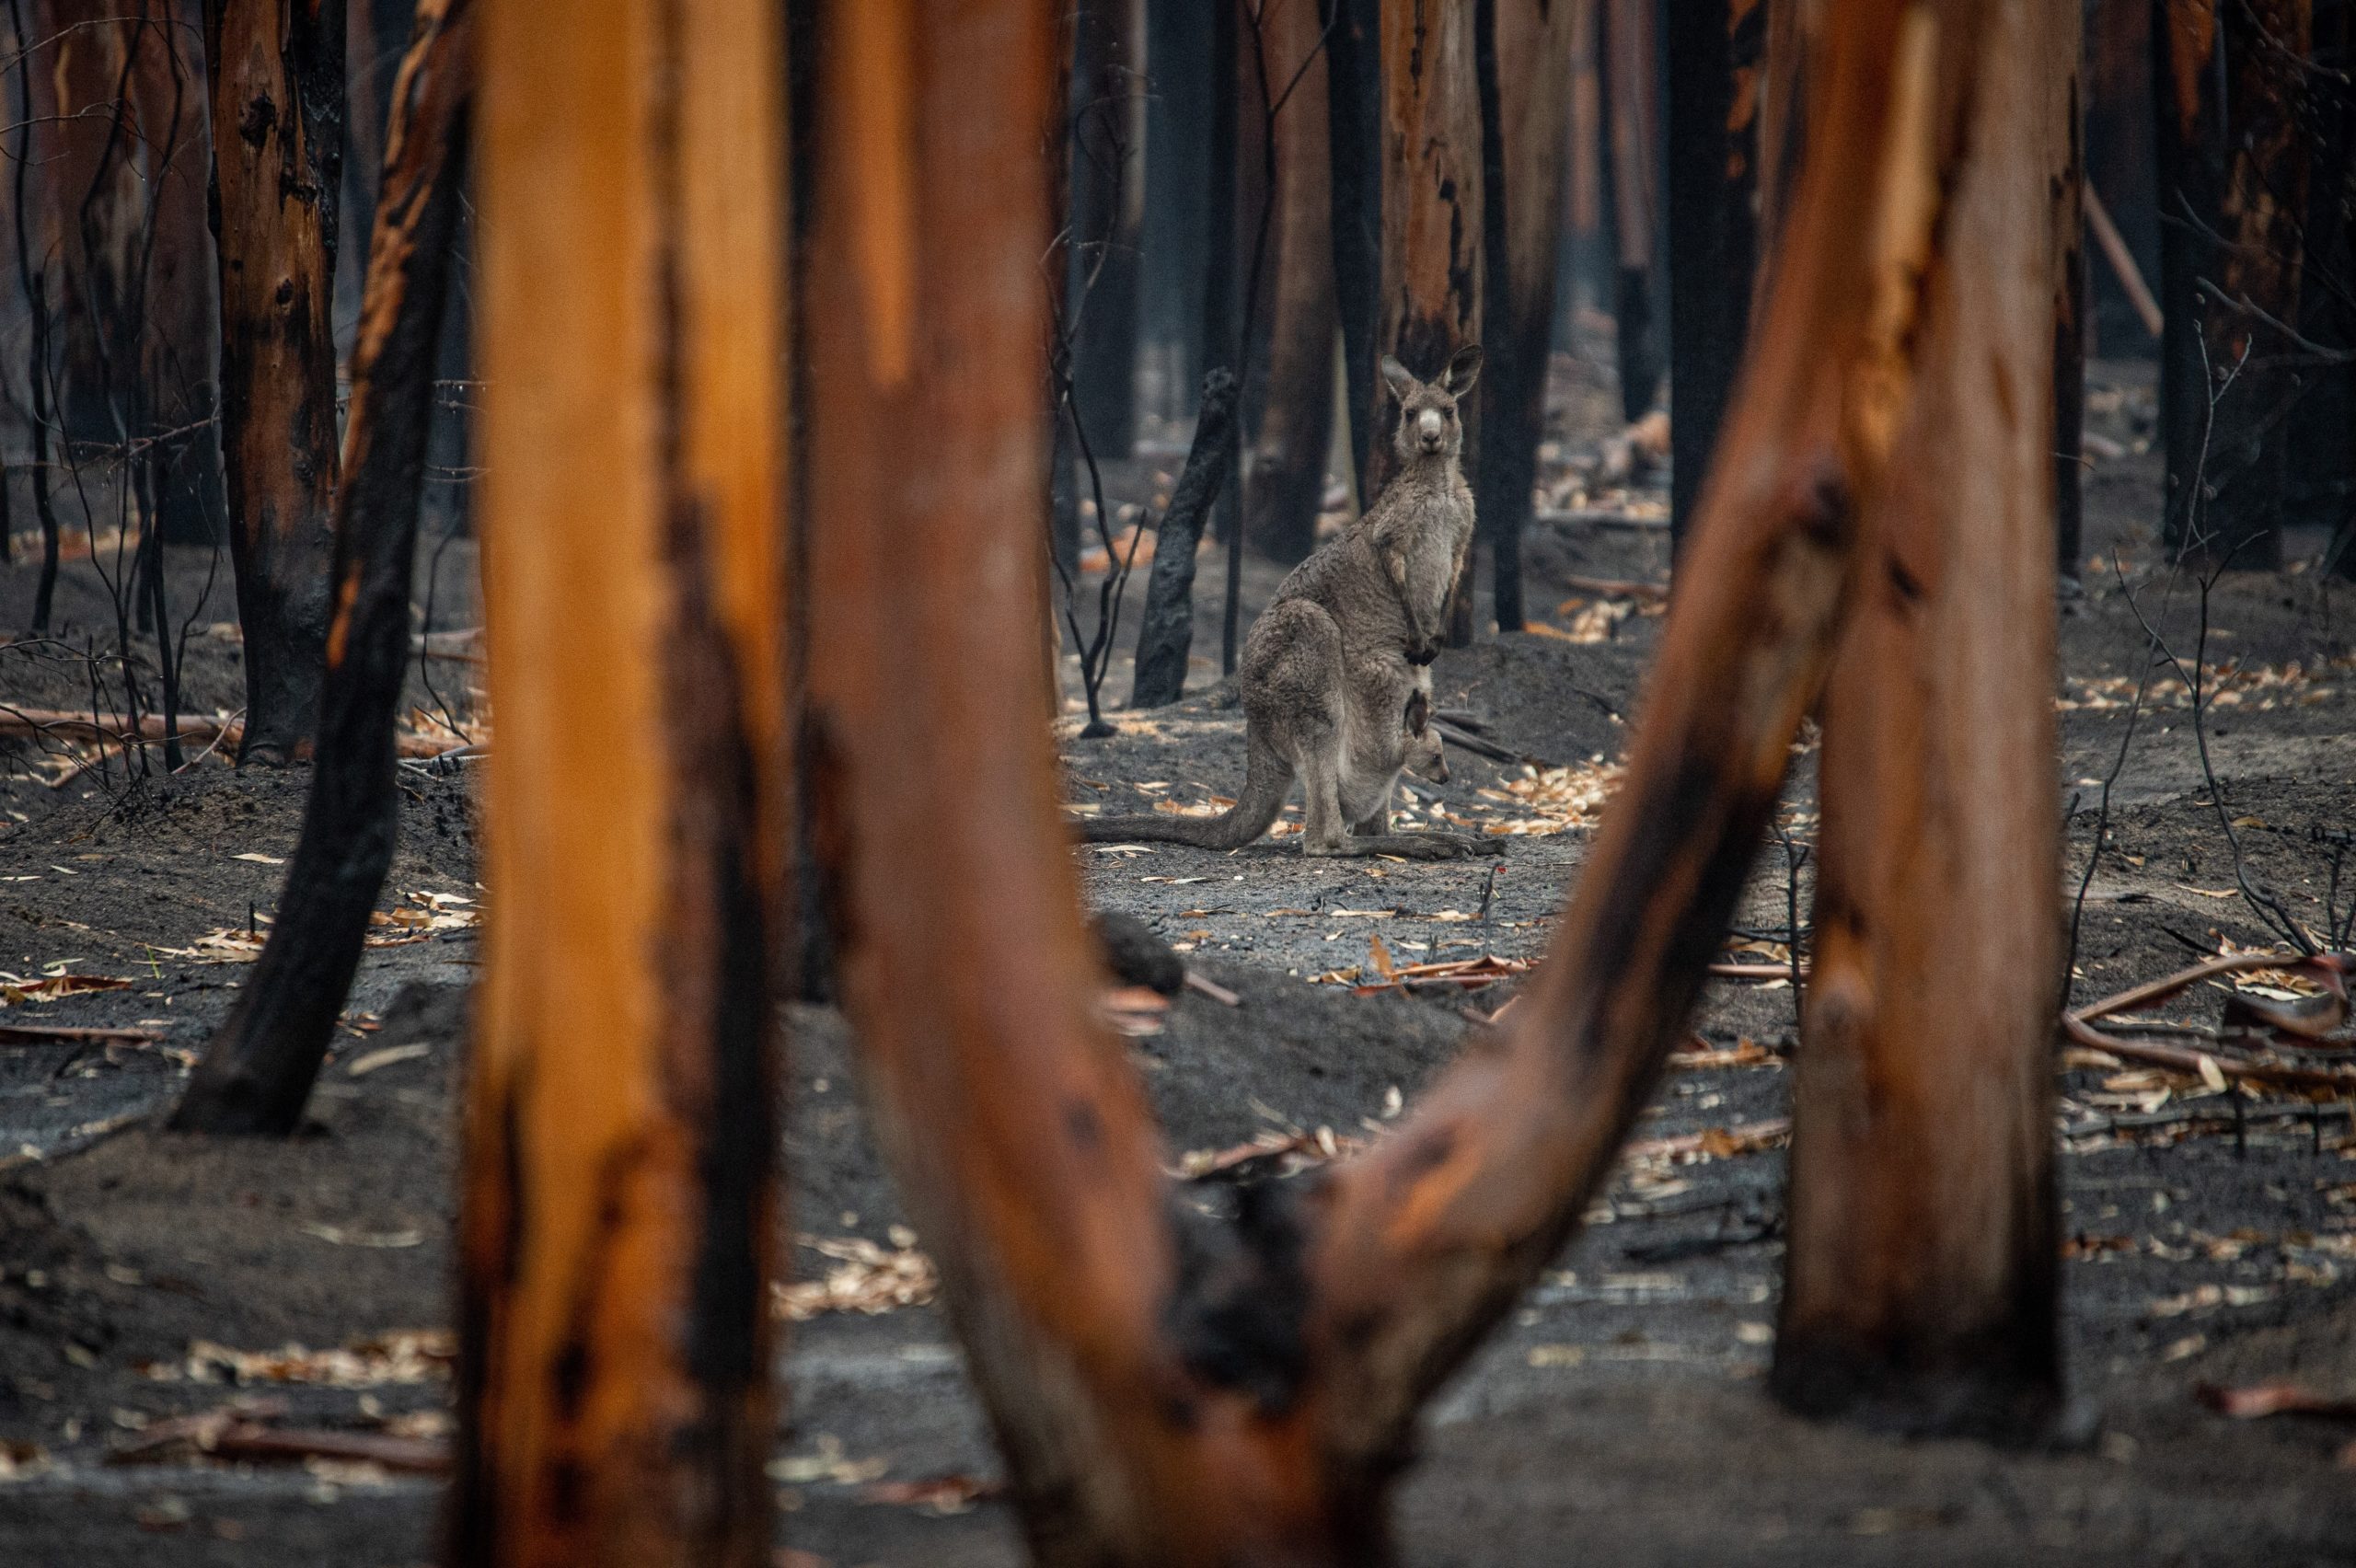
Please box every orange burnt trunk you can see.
[451,0,788,1563]
[1242,0,1337,566]
[1477,0,1578,628]
[1773,0,2069,1441]
[205,0,344,762]
[1377,0,1484,640]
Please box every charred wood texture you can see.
[1070,0,1146,456]
[206,0,345,762]
[1130,367,1239,707]
[1773,0,2070,1443]
[9,0,63,627]
[1599,0,1663,421]
[2297,0,2355,575]
[2153,0,2313,569]
[1243,0,1336,565]
[450,0,787,1562]
[1325,0,1382,494]
[172,0,473,1137]
[2052,8,2085,574]
[1474,0,1576,631]
[1666,0,1764,561]
[1379,0,1484,643]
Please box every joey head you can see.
[1076,346,1489,860]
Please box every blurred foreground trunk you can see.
[451,0,788,1562]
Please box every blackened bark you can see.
[1204,0,1240,553]
[1665,0,1762,561]
[174,0,472,1136]
[1071,0,1145,457]
[1600,0,1663,421]
[2053,58,2085,575]
[1130,369,1238,709]
[1325,0,1381,499]
[208,0,347,763]
[2153,0,2310,570]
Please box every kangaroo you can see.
[1079,346,1490,859]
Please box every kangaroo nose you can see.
[1417,409,1443,445]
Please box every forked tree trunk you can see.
[2051,3,2085,575]
[1378,0,1483,642]
[205,0,344,763]
[1475,0,1576,632]
[1773,0,2069,1442]
[2153,0,2313,570]
[1599,0,1662,421]
[1324,0,1382,501]
[1666,0,1765,560]
[450,0,787,1562]
[1070,0,1146,457]
[1242,0,1335,565]
[171,0,474,1138]
[802,1,2002,1560]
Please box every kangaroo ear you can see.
[1380,355,1418,403]
[1442,343,1484,397]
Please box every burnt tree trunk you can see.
[1243,0,1336,565]
[206,0,345,763]
[2296,0,2355,574]
[1773,0,2069,1442]
[451,0,787,1562]
[172,0,473,1138]
[1666,0,1764,561]
[1070,0,1145,457]
[1599,0,1663,421]
[2053,7,2086,575]
[1130,369,1238,707]
[2153,0,2313,570]
[1379,0,1484,643]
[1325,0,1382,498]
[1142,0,1210,418]
[1475,0,1576,631]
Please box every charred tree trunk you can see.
[1243,0,1336,565]
[1325,0,1382,499]
[11,0,62,628]
[1565,0,1605,323]
[1773,0,2068,1442]
[171,0,472,1137]
[1130,369,1238,706]
[2296,0,2355,573]
[451,0,787,1562]
[206,0,345,763]
[1475,0,1576,630]
[1071,0,1146,457]
[2088,0,2163,345]
[2153,0,2313,570]
[1379,0,1484,642]
[1666,0,1765,561]
[1142,0,1210,420]
[2052,11,2086,575]
[1599,0,1663,421]
[798,1,2009,1559]
[1203,0,1241,562]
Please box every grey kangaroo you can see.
[1079,345,1491,859]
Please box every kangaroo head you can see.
[1403,688,1449,784]
[1381,345,1484,465]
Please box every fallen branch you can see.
[2062,1012,2356,1092]
[2083,182,2161,338]
[1557,573,1669,602]
[1184,970,1242,1007]
[0,1024,165,1046]
[0,707,466,760]
[2066,951,2312,1026]
[1535,506,1670,530]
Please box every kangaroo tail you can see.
[1076,735,1291,850]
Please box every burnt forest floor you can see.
[0,354,2354,1565]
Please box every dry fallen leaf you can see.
[773,1236,937,1320]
